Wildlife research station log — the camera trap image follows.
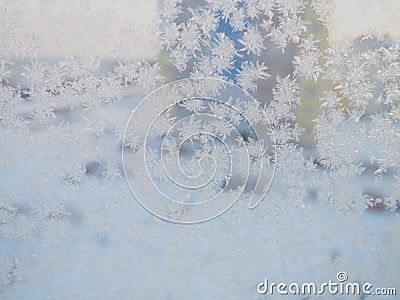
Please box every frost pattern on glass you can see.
[0,0,399,298]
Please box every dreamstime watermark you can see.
[122,78,275,223]
[257,272,397,296]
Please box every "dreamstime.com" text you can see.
[257,272,397,296]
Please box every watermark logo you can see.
[122,78,275,223]
[257,272,397,296]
